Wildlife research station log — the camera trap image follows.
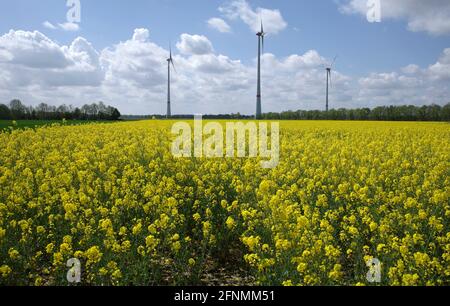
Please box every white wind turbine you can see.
[166,44,176,119]
[256,20,266,119]
[325,56,337,112]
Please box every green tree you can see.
[0,104,11,120]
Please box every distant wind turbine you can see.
[166,44,176,119]
[256,21,266,120]
[325,56,337,112]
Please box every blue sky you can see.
[0,0,449,114]
[1,0,448,74]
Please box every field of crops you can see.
[0,120,107,131]
[0,120,449,286]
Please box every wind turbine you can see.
[325,56,337,112]
[256,21,265,120]
[166,44,176,119]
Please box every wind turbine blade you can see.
[168,42,176,73]
[261,20,264,34]
[171,59,176,73]
[331,55,338,69]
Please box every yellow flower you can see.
[188,258,196,266]
[202,221,211,237]
[0,120,448,286]
[137,246,146,257]
[402,274,420,286]
[8,248,20,260]
[0,265,12,277]
[112,269,122,280]
[36,226,46,235]
[244,254,259,266]
[221,200,228,209]
[418,210,427,220]
[348,226,359,236]
[145,235,158,250]
[148,224,157,234]
[297,263,307,273]
[119,226,127,236]
[275,239,291,251]
[193,213,201,222]
[325,245,341,258]
[376,244,386,253]
[414,252,430,266]
[242,236,260,252]
[226,216,236,230]
[85,246,102,265]
[329,264,343,281]
[99,267,108,276]
[132,222,142,235]
[34,276,44,286]
[53,252,63,266]
[121,240,131,252]
[46,243,55,254]
[59,243,72,255]
[171,241,181,253]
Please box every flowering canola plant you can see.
[0,120,449,286]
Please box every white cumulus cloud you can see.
[338,0,450,36]
[176,34,214,55]
[42,21,57,30]
[207,18,232,33]
[219,0,287,34]
[43,21,80,32]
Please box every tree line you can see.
[2,100,448,122]
[263,103,450,121]
[121,114,255,120]
[0,100,121,121]
[123,103,450,121]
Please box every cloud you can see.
[0,30,102,89]
[0,30,71,69]
[207,18,232,33]
[401,64,420,74]
[101,28,167,89]
[43,21,57,30]
[132,28,150,42]
[425,48,450,80]
[219,0,287,34]
[0,28,448,115]
[176,34,214,55]
[353,48,450,106]
[338,0,450,35]
[58,22,80,32]
[42,21,80,32]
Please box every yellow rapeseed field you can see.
[0,120,449,286]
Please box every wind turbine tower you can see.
[325,56,337,112]
[167,45,175,119]
[256,21,265,119]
